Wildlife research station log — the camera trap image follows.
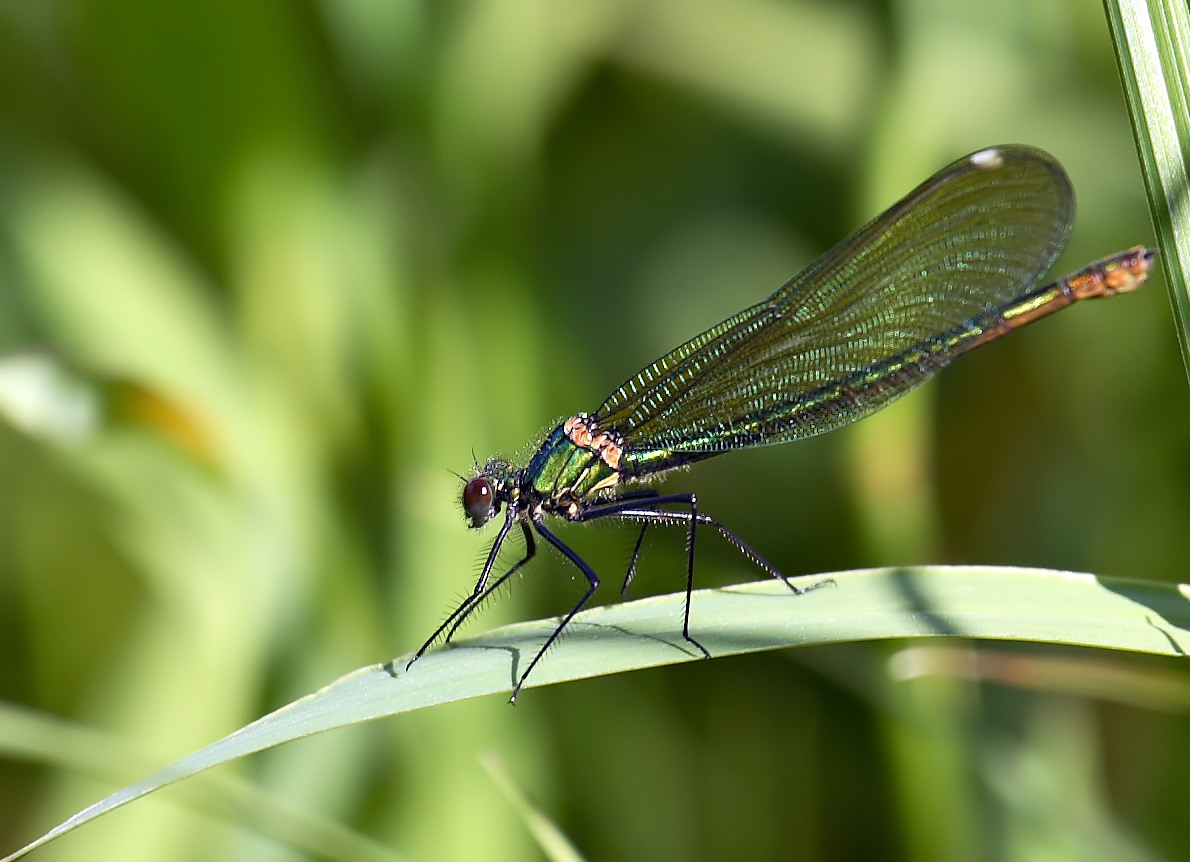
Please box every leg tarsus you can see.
[786,576,836,595]
[686,633,711,659]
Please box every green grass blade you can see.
[4,565,1189,861]
[888,645,1190,710]
[480,751,587,862]
[1105,0,1190,380]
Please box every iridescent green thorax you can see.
[524,416,624,506]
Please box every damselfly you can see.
[409,145,1154,702]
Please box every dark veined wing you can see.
[593,145,1074,465]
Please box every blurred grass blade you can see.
[5,565,1189,861]
[480,750,586,862]
[1105,0,1190,380]
[0,703,406,862]
[888,645,1190,711]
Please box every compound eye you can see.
[462,477,495,527]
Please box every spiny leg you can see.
[604,488,661,598]
[606,504,833,595]
[406,515,528,670]
[622,522,649,599]
[576,492,715,659]
[511,517,602,704]
[579,493,834,659]
[684,493,708,658]
[444,520,537,643]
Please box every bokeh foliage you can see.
[0,1,1184,861]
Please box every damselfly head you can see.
[461,459,514,528]
[462,477,496,527]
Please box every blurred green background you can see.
[0,0,1185,860]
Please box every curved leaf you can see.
[4,565,1188,861]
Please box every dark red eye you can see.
[462,477,494,526]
